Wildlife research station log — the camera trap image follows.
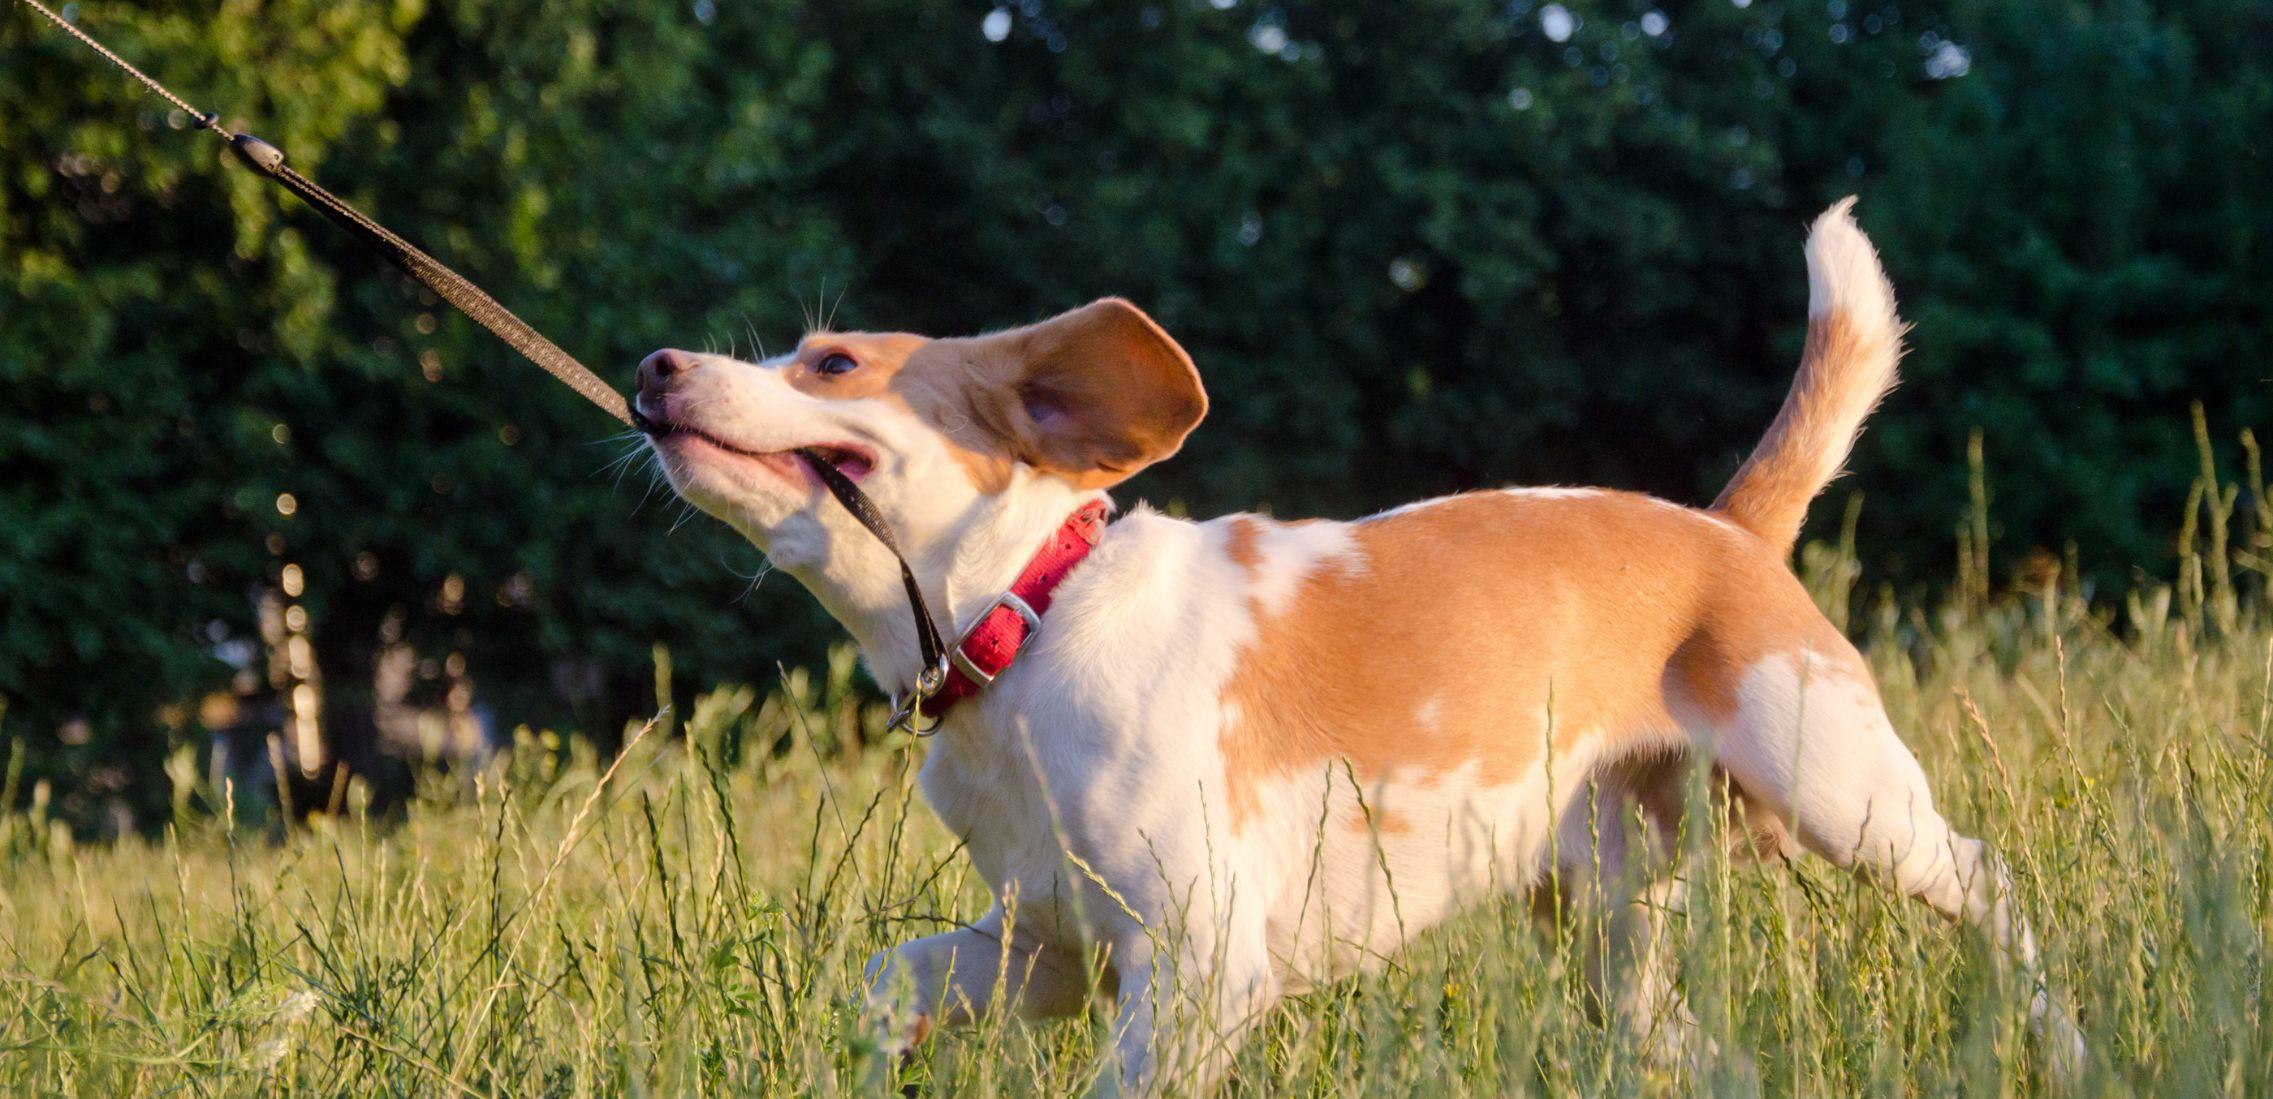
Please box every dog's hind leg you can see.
[1551,753,1706,1070]
[1698,642,2086,1079]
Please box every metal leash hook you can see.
[886,660,950,737]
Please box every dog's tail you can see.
[1712,197,1904,557]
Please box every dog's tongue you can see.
[793,448,836,479]
[796,446,874,480]
[796,447,861,482]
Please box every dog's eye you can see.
[815,352,859,377]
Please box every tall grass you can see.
[6,427,2273,1095]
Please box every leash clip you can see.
[886,657,951,737]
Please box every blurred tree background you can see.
[3,0,2267,830]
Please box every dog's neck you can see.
[793,472,1105,698]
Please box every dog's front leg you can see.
[863,903,1095,1053]
[1091,927,1277,1098]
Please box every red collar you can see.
[919,500,1110,720]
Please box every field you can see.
[6,492,2273,1097]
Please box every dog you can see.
[634,199,2081,1092]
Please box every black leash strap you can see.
[22,0,963,727]
[802,452,951,727]
[16,0,632,427]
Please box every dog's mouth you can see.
[636,409,875,485]
[791,443,875,480]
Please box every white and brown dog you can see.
[635,200,2080,1092]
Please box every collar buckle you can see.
[949,591,1043,688]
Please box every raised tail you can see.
[1712,197,1905,556]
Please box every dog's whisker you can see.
[601,448,650,488]
[723,548,775,602]
[741,312,767,361]
[629,459,674,512]
[823,278,846,332]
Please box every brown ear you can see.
[961,298,1207,488]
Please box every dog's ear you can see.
[961,298,1207,488]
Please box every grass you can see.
[7,437,2273,1094]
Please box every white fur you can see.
[1414,694,1443,730]
[639,349,1092,697]
[648,352,1627,1087]
[1806,196,1899,337]
[1501,486,1604,501]
[643,213,2076,1091]
[1240,516,1363,615]
[1724,196,1902,535]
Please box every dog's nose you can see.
[637,348,694,394]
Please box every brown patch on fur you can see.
[780,299,1205,493]
[1216,491,1850,827]
[1347,806,1411,836]
[1713,309,1900,555]
[777,331,1019,493]
[1660,549,1857,725]
[1225,517,1262,570]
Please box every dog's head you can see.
[634,298,1204,667]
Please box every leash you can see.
[13,0,633,427]
[19,0,971,732]
[800,455,952,732]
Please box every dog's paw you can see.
[852,993,934,1060]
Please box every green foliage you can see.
[3,0,2270,821]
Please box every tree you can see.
[6,0,2268,827]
